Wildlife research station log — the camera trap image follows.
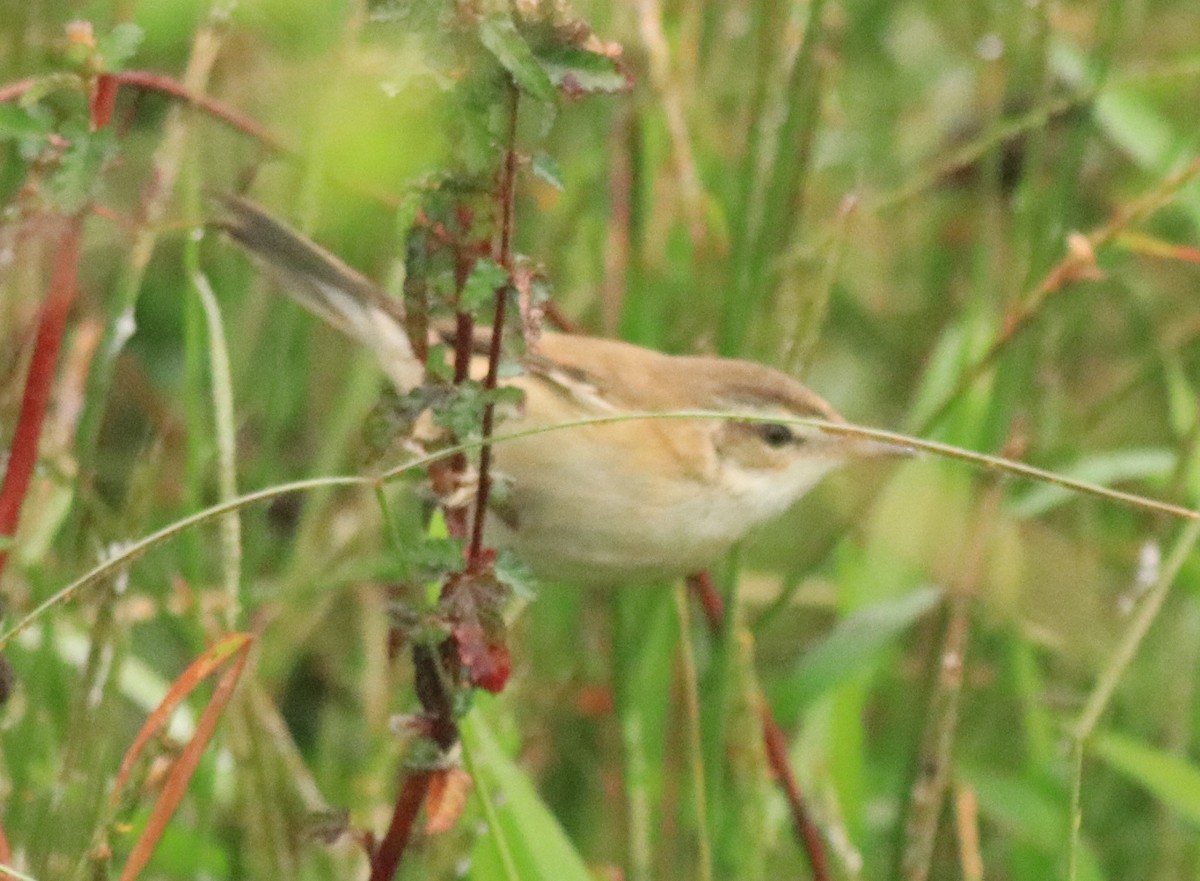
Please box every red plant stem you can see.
[368,771,432,881]
[685,571,830,881]
[114,69,408,213]
[688,569,727,623]
[90,73,119,131]
[759,701,831,881]
[0,216,85,580]
[452,310,474,385]
[543,299,582,334]
[429,253,478,542]
[114,70,289,155]
[467,85,519,571]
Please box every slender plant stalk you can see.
[367,772,431,881]
[902,480,1002,881]
[0,863,37,881]
[469,83,520,570]
[900,593,972,881]
[1074,519,1200,741]
[190,264,242,629]
[635,0,707,250]
[912,148,1200,436]
[688,572,830,881]
[73,20,226,514]
[674,584,714,881]
[1067,739,1085,881]
[1068,519,1200,877]
[722,0,827,356]
[953,785,984,881]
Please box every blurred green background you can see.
[3,0,1200,879]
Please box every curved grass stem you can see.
[7,411,1194,648]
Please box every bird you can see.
[217,196,904,585]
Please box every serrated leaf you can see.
[432,380,521,442]
[536,45,631,96]
[401,537,466,583]
[1093,730,1200,826]
[461,257,510,312]
[45,125,118,213]
[494,550,537,600]
[424,343,455,382]
[478,14,556,102]
[443,572,511,693]
[769,585,943,722]
[97,23,143,71]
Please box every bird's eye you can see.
[758,422,795,448]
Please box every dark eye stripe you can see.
[759,422,795,448]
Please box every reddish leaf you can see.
[575,684,614,717]
[114,634,253,881]
[424,768,472,835]
[442,573,511,693]
[0,817,12,866]
[454,617,511,694]
[114,70,288,154]
[109,632,253,806]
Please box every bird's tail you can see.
[216,196,423,392]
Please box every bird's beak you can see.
[847,437,920,459]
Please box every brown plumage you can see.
[218,196,888,584]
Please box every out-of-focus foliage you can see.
[2,1,1200,880]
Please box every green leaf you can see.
[431,381,524,442]
[535,45,630,96]
[968,770,1108,881]
[45,125,118,213]
[96,23,144,72]
[1163,351,1199,443]
[0,104,52,141]
[478,14,556,102]
[1092,730,1200,826]
[612,591,677,880]
[769,586,943,722]
[493,549,537,601]
[904,320,969,434]
[531,152,563,190]
[461,257,510,312]
[463,709,594,881]
[398,537,464,584]
[17,72,85,107]
[424,343,455,383]
[968,770,1066,850]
